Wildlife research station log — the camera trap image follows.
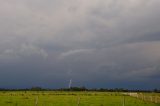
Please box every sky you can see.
[0,0,160,89]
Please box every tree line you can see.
[0,87,159,93]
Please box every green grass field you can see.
[0,91,159,106]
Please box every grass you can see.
[0,91,159,106]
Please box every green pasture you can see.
[0,91,159,106]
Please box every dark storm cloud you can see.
[125,32,160,44]
[0,0,160,89]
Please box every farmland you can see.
[0,91,159,106]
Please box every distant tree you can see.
[154,89,158,92]
[31,87,43,91]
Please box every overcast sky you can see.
[0,0,160,89]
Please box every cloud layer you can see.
[0,0,160,89]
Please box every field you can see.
[0,91,159,106]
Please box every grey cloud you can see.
[0,0,160,89]
[125,32,160,44]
